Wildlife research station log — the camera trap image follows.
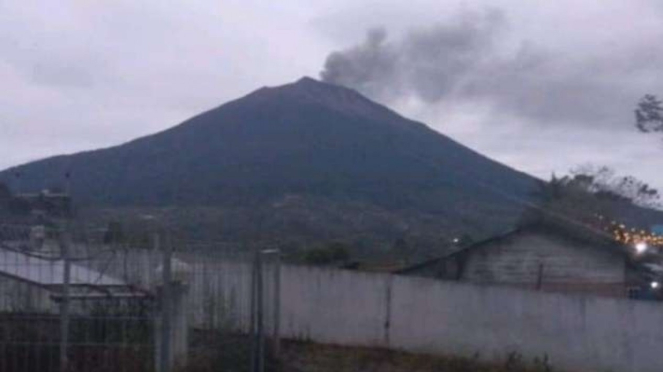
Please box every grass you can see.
[178,333,556,372]
[280,342,554,372]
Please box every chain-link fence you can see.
[0,223,281,372]
[181,247,281,372]
[0,223,156,372]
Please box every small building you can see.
[14,189,73,219]
[397,215,662,298]
[0,243,156,371]
[0,244,148,313]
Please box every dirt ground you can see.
[280,341,554,372]
[181,336,557,372]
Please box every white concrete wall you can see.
[389,277,663,372]
[277,265,663,372]
[97,249,663,372]
[280,265,390,346]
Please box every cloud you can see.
[319,7,663,129]
[2,0,663,191]
[0,0,329,170]
[318,3,663,191]
[321,9,507,103]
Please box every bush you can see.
[300,243,351,266]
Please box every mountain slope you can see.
[0,77,539,243]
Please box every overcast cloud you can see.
[317,1,663,188]
[321,7,663,128]
[2,0,663,190]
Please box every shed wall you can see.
[462,230,627,296]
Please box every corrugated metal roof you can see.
[0,247,125,287]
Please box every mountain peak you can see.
[293,76,321,86]
[279,76,346,95]
[254,76,406,126]
[0,76,538,245]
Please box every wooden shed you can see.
[397,215,661,298]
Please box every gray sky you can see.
[2,0,663,190]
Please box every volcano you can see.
[1,77,539,247]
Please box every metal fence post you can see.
[257,252,265,372]
[250,251,265,372]
[249,252,257,372]
[158,232,173,372]
[59,228,71,372]
[271,251,281,358]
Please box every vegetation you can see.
[290,242,352,266]
[0,181,10,202]
[179,339,557,372]
[554,165,660,208]
[279,344,555,372]
[0,182,11,216]
[103,221,126,244]
[0,181,31,216]
[527,164,663,236]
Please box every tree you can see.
[635,94,663,133]
[7,197,30,216]
[301,242,352,266]
[391,238,409,255]
[103,221,126,244]
[327,242,351,262]
[0,182,10,215]
[530,174,598,223]
[530,165,661,230]
[567,165,660,209]
[0,182,10,202]
[452,234,474,247]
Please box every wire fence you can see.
[0,223,155,372]
[0,222,280,372]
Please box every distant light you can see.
[635,242,648,254]
[651,281,660,289]
[452,238,460,244]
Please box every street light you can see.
[635,242,648,254]
[651,281,660,290]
